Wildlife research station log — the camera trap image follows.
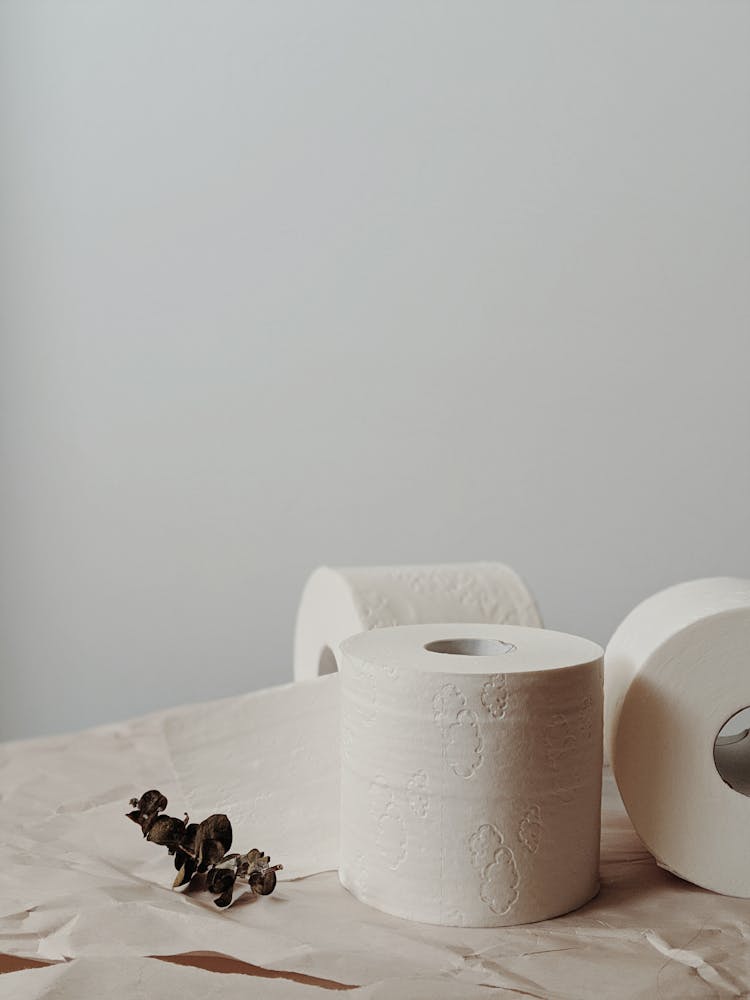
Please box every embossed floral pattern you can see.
[544,713,577,769]
[480,674,509,719]
[445,709,483,778]
[469,822,502,869]
[354,588,400,630]
[432,683,467,723]
[353,565,541,632]
[406,769,429,818]
[469,823,520,916]
[518,804,542,854]
[389,566,537,627]
[369,778,407,871]
[544,713,581,803]
[376,799,407,870]
[433,684,483,778]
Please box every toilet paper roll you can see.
[294,563,542,681]
[339,623,603,927]
[605,577,750,897]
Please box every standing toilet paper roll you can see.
[605,577,750,897]
[294,563,541,680]
[339,623,603,927]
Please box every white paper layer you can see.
[1,675,749,997]
[164,674,340,880]
[294,563,542,680]
[605,577,750,897]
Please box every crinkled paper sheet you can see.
[1,674,749,998]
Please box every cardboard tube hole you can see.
[714,707,750,797]
[318,646,338,675]
[424,637,517,656]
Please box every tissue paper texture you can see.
[163,675,340,880]
[340,624,604,926]
[294,563,542,680]
[605,577,750,898]
[2,670,750,997]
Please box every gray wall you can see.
[1,1,749,741]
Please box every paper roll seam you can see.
[604,578,750,898]
[339,623,603,927]
[294,562,543,682]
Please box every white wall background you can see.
[1,1,749,741]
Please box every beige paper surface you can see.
[1,676,749,997]
[0,955,514,999]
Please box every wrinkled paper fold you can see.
[1,674,749,997]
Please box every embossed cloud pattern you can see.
[339,624,603,928]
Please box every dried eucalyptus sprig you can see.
[127,789,282,907]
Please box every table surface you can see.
[1,686,748,999]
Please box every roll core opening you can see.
[714,707,750,797]
[424,637,517,656]
[318,646,338,675]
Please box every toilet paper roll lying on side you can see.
[605,577,750,897]
[294,563,542,680]
[339,623,603,927]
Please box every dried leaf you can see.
[197,814,232,853]
[126,790,280,907]
[172,855,196,888]
[207,866,237,908]
[249,868,277,896]
[145,815,186,852]
[194,814,232,871]
[135,790,168,815]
